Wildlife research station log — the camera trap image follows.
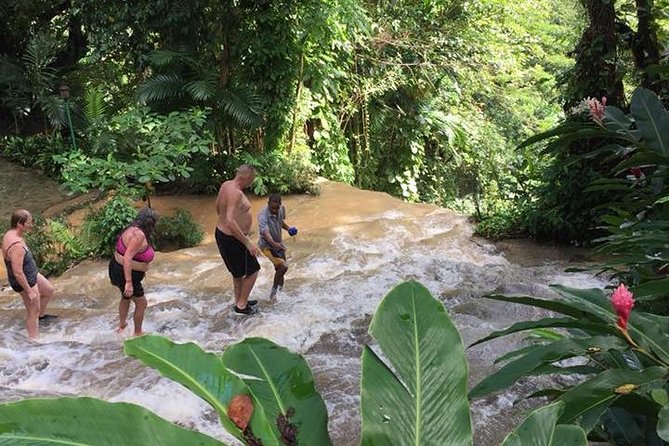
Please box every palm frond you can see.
[146,49,182,67]
[137,74,186,103]
[218,87,265,128]
[22,33,58,98]
[40,95,67,130]
[184,74,217,101]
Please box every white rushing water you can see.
[0,179,608,445]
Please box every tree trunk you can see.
[566,0,625,110]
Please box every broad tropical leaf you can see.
[630,87,669,156]
[222,337,332,446]
[557,367,667,424]
[481,293,600,321]
[469,336,628,398]
[469,317,614,348]
[602,397,665,446]
[604,106,635,140]
[124,335,275,442]
[553,285,669,364]
[0,397,226,446]
[360,281,472,446]
[501,401,587,446]
[631,278,669,301]
[657,405,669,441]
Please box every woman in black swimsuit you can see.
[1,209,55,339]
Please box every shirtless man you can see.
[215,164,261,315]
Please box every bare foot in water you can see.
[133,331,145,337]
[116,323,128,334]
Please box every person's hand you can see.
[288,226,298,236]
[123,282,133,298]
[273,241,286,251]
[28,287,39,301]
[247,243,261,257]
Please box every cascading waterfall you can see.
[0,176,606,445]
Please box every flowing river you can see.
[0,161,606,445]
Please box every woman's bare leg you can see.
[118,298,130,332]
[132,295,148,336]
[21,289,40,339]
[36,273,54,317]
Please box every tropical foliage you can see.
[470,283,669,445]
[0,281,589,445]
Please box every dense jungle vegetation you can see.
[0,0,667,246]
[3,2,669,445]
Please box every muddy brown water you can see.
[0,160,605,445]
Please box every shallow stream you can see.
[0,162,606,445]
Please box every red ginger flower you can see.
[611,283,634,330]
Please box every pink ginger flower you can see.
[611,283,634,330]
[588,96,607,124]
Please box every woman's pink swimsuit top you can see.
[115,234,155,263]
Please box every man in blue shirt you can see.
[257,194,297,299]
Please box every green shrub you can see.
[153,209,204,251]
[0,134,67,178]
[241,147,320,196]
[81,195,137,256]
[474,207,524,240]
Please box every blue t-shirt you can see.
[257,205,285,249]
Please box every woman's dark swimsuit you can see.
[108,257,145,299]
[215,228,260,278]
[109,229,153,299]
[4,241,38,292]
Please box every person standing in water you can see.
[1,209,56,340]
[215,164,261,315]
[257,194,298,299]
[108,207,157,335]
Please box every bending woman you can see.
[1,209,55,340]
[108,207,157,335]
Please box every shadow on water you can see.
[0,163,607,446]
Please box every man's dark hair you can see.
[268,193,282,204]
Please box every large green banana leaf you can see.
[124,335,276,442]
[469,336,628,398]
[221,337,332,446]
[501,401,587,446]
[630,87,669,156]
[360,281,471,446]
[0,397,226,445]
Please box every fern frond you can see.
[84,87,108,123]
[48,220,86,257]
